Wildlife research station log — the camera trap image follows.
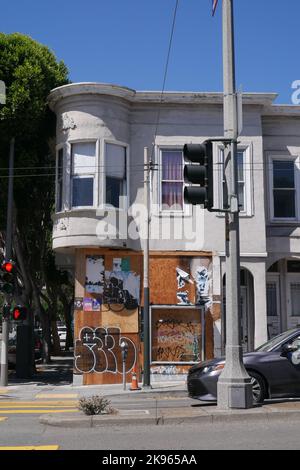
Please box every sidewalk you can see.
[38,396,300,428]
[3,357,300,428]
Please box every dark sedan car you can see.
[188,328,300,404]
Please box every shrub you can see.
[78,396,115,416]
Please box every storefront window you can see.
[151,308,201,363]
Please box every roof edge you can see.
[48,82,278,110]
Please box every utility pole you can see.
[0,137,15,387]
[143,147,151,388]
[217,0,253,409]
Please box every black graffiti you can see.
[103,274,138,311]
[74,327,137,374]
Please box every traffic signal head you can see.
[183,140,214,210]
[2,261,14,273]
[12,306,27,321]
[0,260,16,295]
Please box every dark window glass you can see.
[72,178,94,207]
[273,190,295,218]
[273,161,295,189]
[106,177,125,208]
[287,261,300,273]
[105,144,126,208]
[267,283,278,317]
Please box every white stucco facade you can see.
[48,82,300,354]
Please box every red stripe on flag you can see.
[212,0,218,16]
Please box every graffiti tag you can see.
[74,327,137,375]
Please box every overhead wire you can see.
[150,0,180,162]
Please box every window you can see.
[287,261,300,273]
[237,151,245,212]
[161,149,184,211]
[71,142,96,208]
[105,143,127,209]
[272,160,296,219]
[267,282,278,317]
[290,283,300,317]
[56,148,63,212]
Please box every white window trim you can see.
[155,144,192,217]
[267,153,298,223]
[68,139,99,210]
[215,142,253,217]
[55,144,65,213]
[99,139,130,211]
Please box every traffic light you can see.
[0,260,16,295]
[12,306,27,321]
[183,140,214,210]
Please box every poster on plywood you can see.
[85,256,105,294]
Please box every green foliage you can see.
[0,33,68,139]
[0,33,69,229]
[0,33,71,334]
[78,396,116,416]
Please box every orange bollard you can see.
[130,365,141,391]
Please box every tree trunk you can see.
[61,294,74,351]
[51,320,61,356]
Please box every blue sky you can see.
[1,0,299,103]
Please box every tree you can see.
[0,33,71,363]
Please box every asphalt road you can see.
[1,415,300,450]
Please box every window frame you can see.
[69,139,99,210]
[156,145,191,216]
[268,154,298,222]
[101,139,130,211]
[215,143,253,217]
[55,145,65,213]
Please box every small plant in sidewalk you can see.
[78,395,116,416]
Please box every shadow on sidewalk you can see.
[7,353,74,387]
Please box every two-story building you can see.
[48,83,300,385]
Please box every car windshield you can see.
[255,328,300,352]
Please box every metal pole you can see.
[201,306,205,361]
[217,0,253,409]
[0,138,15,387]
[123,359,126,391]
[143,147,151,388]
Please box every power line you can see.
[150,0,180,162]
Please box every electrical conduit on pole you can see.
[217,0,253,409]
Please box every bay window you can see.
[71,142,96,208]
[105,143,127,209]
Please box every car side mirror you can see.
[281,343,297,355]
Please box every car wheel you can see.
[248,371,266,404]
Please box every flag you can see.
[212,0,219,16]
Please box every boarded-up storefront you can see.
[73,249,216,385]
[73,250,142,385]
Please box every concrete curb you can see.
[39,407,300,428]
[39,413,160,428]
[102,389,187,399]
